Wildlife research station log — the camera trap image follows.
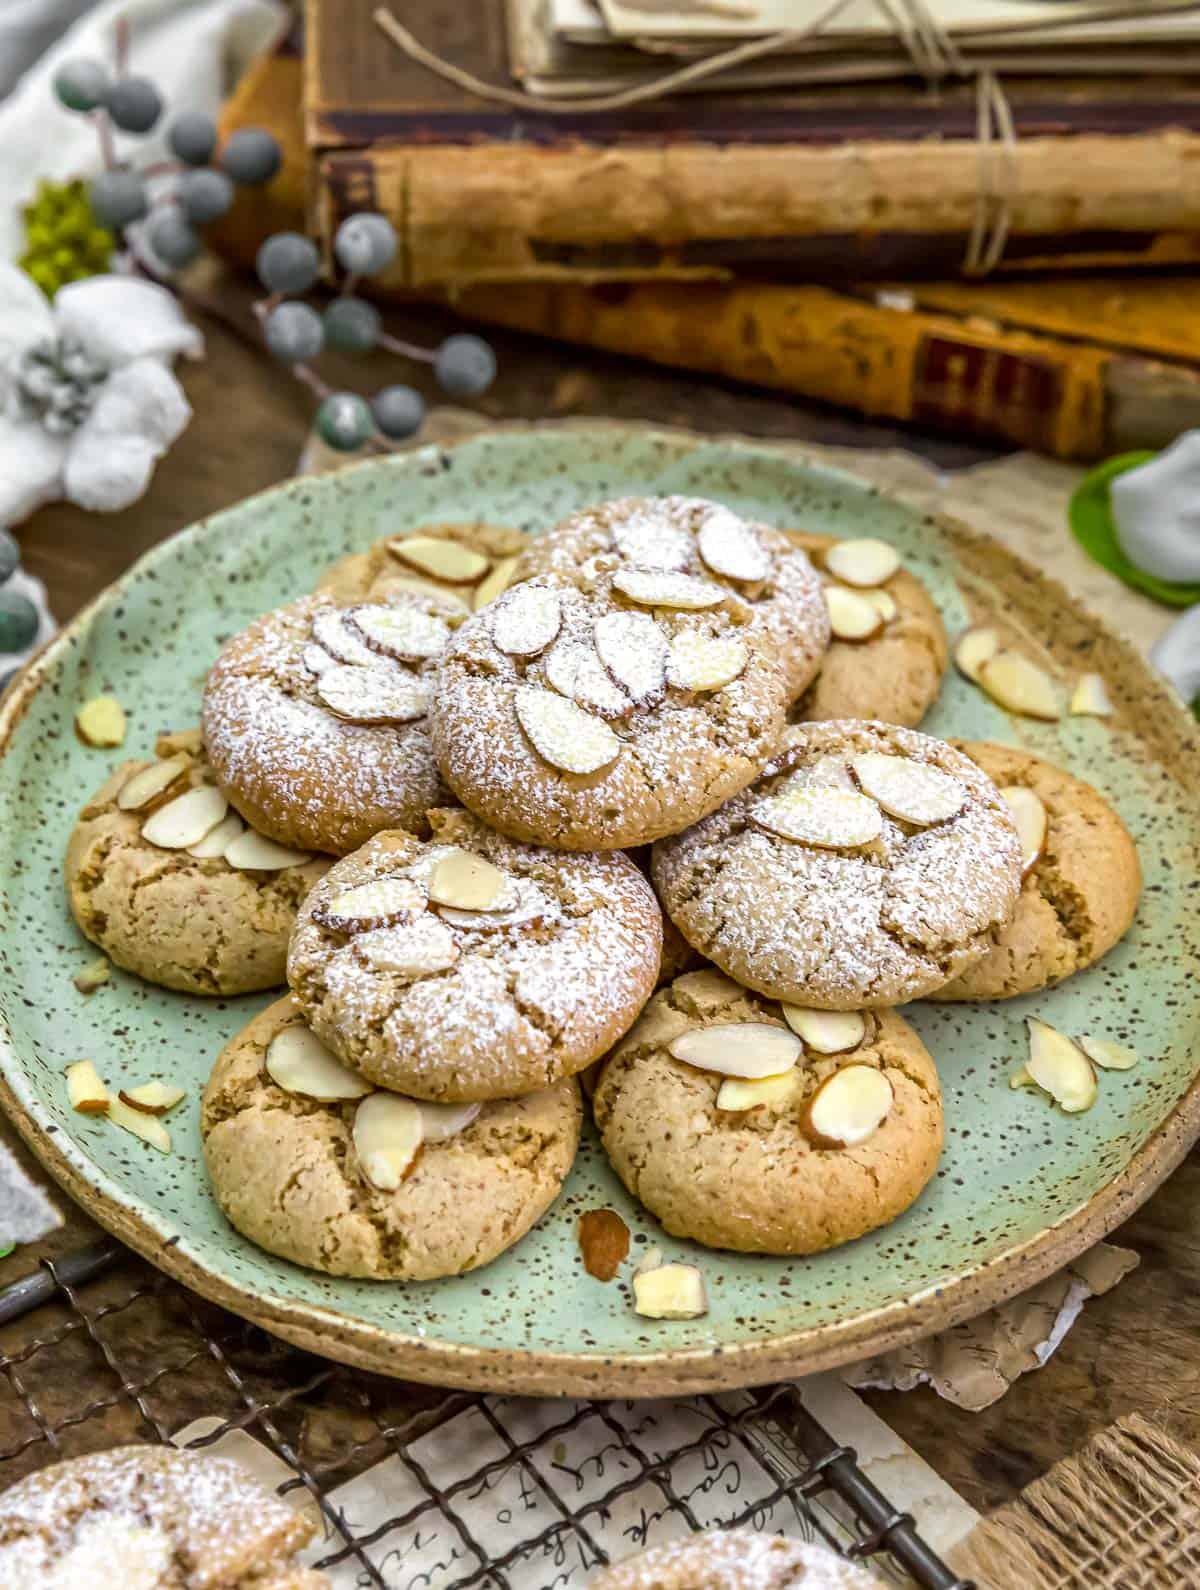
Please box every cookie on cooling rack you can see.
[64,729,330,996]
[202,996,581,1280]
[594,970,942,1255]
[315,520,527,609]
[652,720,1023,1009]
[589,1528,889,1588]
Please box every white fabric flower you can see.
[0,263,202,524]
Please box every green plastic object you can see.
[1069,450,1200,609]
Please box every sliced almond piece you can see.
[187,812,245,860]
[572,649,632,718]
[315,876,425,932]
[73,957,110,995]
[224,830,313,871]
[578,1207,631,1281]
[387,536,489,585]
[752,787,883,849]
[117,754,191,812]
[473,555,520,610]
[861,588,899,623]
[1070,672,1113,718]
[317,664,429,725]
[666,632,748,692]
[801,1064,894,1148]
[1079,1036,1139,1071]
[66,1059,109,1115]
[141,786,228,850]
[265,1025,373,1101]
[668,1021,801,1079]
[954,626,1000,683]
[491,585,563,656]
[311,609,378,667]
[349,604,450,663]
[381,572,470,613]
[515,686,620,775]
[302,643,335,676]
[75,695,127,748]
[353,1092,424,1189]
[593,611,668,703]
[416,1098,482,1142]
[1026,1017,1098,1112]
[436,876,553,931]
[109,1095,171,1151]
[119,1082,185,1115]
[612,517,693,571]
[781,1007,866,1054]
[979,651,1061,721]
[1010,1064,1036,1089]
[824,586,884,643]
[696,507,770,582]
[850,752,965,826]
[542,637,583,698]
[634,1244,664,1277]
[633,1261,708,1319]
[716,1071,802,1112]
[998,785,1047,876]
[612,568,724,610]
[427,847,514,912]
[355,918,460,975]
[824,538,901,588]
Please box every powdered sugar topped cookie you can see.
[653,720,1023,1009]
[589,1528,888,1589]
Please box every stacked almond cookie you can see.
[64,497,1141,1288]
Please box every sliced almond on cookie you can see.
[861,588,899,623]
[353,1092,424,1189]
[542,636,584,699]
[801,1065,893,1148]
[1070,672,1113,718]
[1079,1036,1138,1071]
[473,555,520,610]
[998,785,1047,876]
[666,632,748,692]
[427,848,514,912]
[850,753,965,826]
[668,1022,801,1079]
[382,573,471,613]
[317,664,429,725]
[782,1007,867,1054]
[824,586,884,643]
[75,695,127,748]
[824,538,901,588]
[109,1095,171,1152]
[117,753,191,812]
[223,830,313,871]
[141,786,228,850]
[437,877,553,931]
[355,918,459,976]
[979,652,1061,720]
[613,517,693,572]
[516,686,620,775]
[316,876,425,932]
[954,626,1000,683]
[119,1082,185,1115]
[752,787,883,849]
[349,604,450,663]
[491,585,563,657]
[265,1025,373,1101]
[387,536,490,585]
[593,611,668,703]
[696,507,770,582]
[1025,1018,1097,1112]
[716,1071,802,1112]
[187,812,245,859]
[612,568,724,610]
[417,1099,482,1141]
[311,609,378,667]
[572,649,632,718]
[633,1261,708,1319]
[66,1059,109,1115]
[302,643,335,676]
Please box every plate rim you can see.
[3,422,1199,1398]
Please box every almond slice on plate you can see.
[954,626,1000,683]
[824,538,901,588]
[612,516,693,572]
[141,786,228,850]
[668,1021,801,1079]
[801,1064,894,1148]
[265,1025,373,1100]
[781,1006,866,1054]
[311,609,378,667]
[315,876,425,932]
[850,752,966,826]
[696,507,770,582]
[73,957,110,995]
[491,585,563,656]
[578,1207,631,1282]
[473,555,520,610]
[302,643,335,676]
[1009,1064,1036,1089]
[593,611,669,703]
[861,588,898,623]
[187,812,245,860]
[633,1261,708,1319]
[824,586,884,643]
[634,1245,664,1278]
[353,1093,424,1189]
[349,604,450,663]
[515,686,620,774]
[66,1059,109,1114]
[427,848,514,912]
[998,785,1047,876]
[437,876,553,931]
[223,830,313,871]
[1070,672,1113,717]
[979,651,1061,720]
[716,1071,802,1112]
[317,664,430,725]
[572,648,633,718]
[117,753,191,812]
[1079,1036,1138,1071]
[666,632,748,692]
[1025,1017,1097,1112]
[612,568,724,610]
[387,536,490,584]
[752,787,883,849]
[417,1098,482,1142]
[109,1095,171,1152]
[119,1082,185,1115]
[75,695,127,748]
[355,918,459,975]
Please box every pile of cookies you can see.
[63,495,1141,1302]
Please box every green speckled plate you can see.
[3,426,1200,1397]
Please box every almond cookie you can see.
[430,571,790,850]
[590,1530,887,1589]
[315,520,526,610]
[0,1443,327,1588]
[594,970,942,1255]
[789,531,949,727]
[652,720,1023,1009]
[203,589,461,855]
[287,807,662,1101]
[511,495,830,700]
[65,729,330,996]
[202,995,581,1280]
[933,741,1141,1001]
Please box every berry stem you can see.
[93,110,117,171]
[340,272,361,298]
[114,15,130,76]
[140,160,184,179]
[290,362,334,401]
[378,331,437,363]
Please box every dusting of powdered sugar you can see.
[591,1529,887,1589]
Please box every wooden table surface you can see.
[8,273,1199,1519]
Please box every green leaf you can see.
[0,1245,12,1259]
[1069,452,1200,609]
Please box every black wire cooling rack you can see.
[0,1237,971,1589]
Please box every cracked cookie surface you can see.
[934,741,1141,1001]
[314,520,526,607]
[652,720,1023,1008]
[287,809,662,1100]
[0,1443,327,1589]
[202,995,581,1280]
[64,730,330,996]
[593,970,942,1255]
